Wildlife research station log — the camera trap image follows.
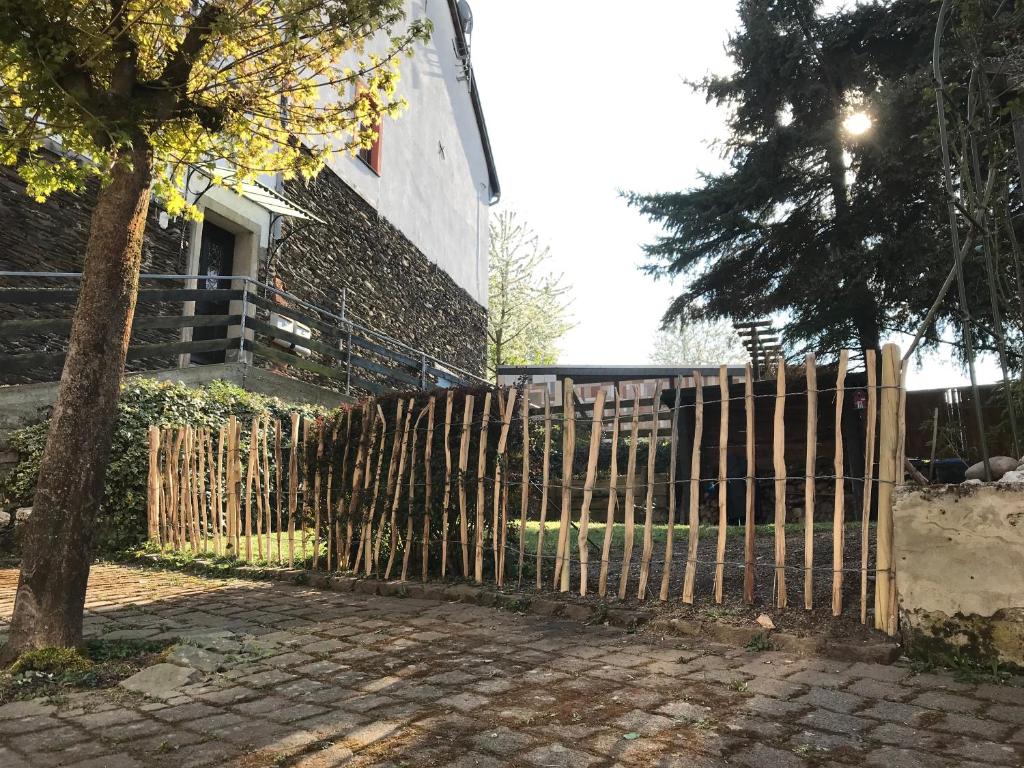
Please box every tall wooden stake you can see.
[773,362,787,608]
[618,386,641,601]
[714,369,730,603]
[832,350,849,616]
[682,374,704,603]
[441,391,454,577]
[556,377,575,593]
[374,400,406,571]
[495,388,518,586]
[402,408,427,582]
[422,396,436,582]
[458,394,474,578]
[743,364,756,604]
[659,385,682,601]
[274,418,283,566]
[578,388,606,597]
[638,383,662,600]
[875,344,900,634]
[245,419,258,563]
[147,426,161,544]
[537,390,552,590]
[804,353,818,610]
[518,386,530,586]
[474,392,492,584]
[211,428,222,561]
[383,400,414,579]
[860,348,878,624]
[288,412,299,567]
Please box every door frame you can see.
[179,192,269,368]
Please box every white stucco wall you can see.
[326,0,493,307]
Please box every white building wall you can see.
[326,0,493,308]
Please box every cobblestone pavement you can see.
[0,565,1022,768]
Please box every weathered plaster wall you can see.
[894,485,1024,668]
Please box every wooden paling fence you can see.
[147,344,907,635]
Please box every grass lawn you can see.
[151,519,864,569]
[521,520,844,555]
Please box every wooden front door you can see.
[191,221,236,365]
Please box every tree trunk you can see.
[2,142,154,660]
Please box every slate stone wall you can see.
[0,162,189,384]
[276,169,487,379]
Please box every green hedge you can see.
[1,379,328,554]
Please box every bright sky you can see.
[470,1,1002,390]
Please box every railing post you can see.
[345,323,353,396]
[420,353,428,390]
[238,278,249,362]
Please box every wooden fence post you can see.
[458,394,474,578]
[273,419,283,566]
[336,410,352,569]
[287,413,299,567]
[147,426,161,544]
[875,343,900,634]
[474,392,492,584]
[518,386,530,586]
[261,419,272,564]
[423,396,436,582]
[225,418,237,556]
[402,408,428,582]
[773,362,787,609]
[537,391,552,589]
[804,353,817,610]
[215,425,225,556]
[714,368,729,603]
[374,400,405,571]
[638,383,662,600]
[660,386,682,601]
[384,400,414,579]
[555,377,575,592]
[832,350,849,616]
[860,348,878,624]
[682,374,704,603]
[441,391,454,578]
[358,407,384,575]
[162,429,174,549]
[743,364,755,604]
[578,388,606,597]
[599,389,621,598]
[618,386,641,600]
[495,388,518,586]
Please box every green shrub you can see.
[1,378,328,554]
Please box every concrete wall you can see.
[894,485,1024,668]
[326,0,493,306]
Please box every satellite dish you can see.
[457,0,474,34]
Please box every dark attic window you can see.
[356,86,383,176]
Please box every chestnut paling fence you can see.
[146,344,908,636]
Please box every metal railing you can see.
[0,272,488,394]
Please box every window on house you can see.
[355,85,383,175]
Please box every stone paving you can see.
[0,564,1022,768]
